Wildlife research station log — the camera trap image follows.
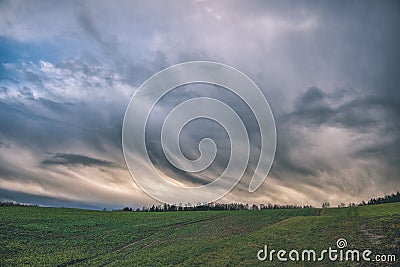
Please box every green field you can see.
[1,203,399,266]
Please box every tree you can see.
[322,202,330,209]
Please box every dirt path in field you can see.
[56,214,226,267]
[117,215,225,251]
[359,224,385,245]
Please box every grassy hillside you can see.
[1,203,399,266]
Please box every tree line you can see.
[1,191,398,211]
[326,191,400,209]
[366,191,400,205]
[120,202,313,212]
[0,201,38,207]
[121,191,400,212]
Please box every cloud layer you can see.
[0,0,399,208]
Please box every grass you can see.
[0,203,399,266]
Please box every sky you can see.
[0,0,399,209]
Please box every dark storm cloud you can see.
[286,85,400,133]
[41,153,121,168]
[290,87,334,126]
[270,82,400,195]
[143,83,263,190]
